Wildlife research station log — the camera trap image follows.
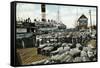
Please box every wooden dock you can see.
[17,48,48,65]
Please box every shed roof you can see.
[78,14,88,21]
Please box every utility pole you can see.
[75,8,79,30]
[89,10,92,34]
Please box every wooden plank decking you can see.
[17,48,48,65]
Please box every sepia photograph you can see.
[15,2,97,66]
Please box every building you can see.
[77,14,88,30]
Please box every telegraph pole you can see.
[75,8,79,30]
[89,10,92,34]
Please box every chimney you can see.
[41,4,46,22]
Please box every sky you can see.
[16,3,96,28]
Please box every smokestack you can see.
[41,4,46,22]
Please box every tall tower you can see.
[41,4,46,22]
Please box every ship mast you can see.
[57,7,60,22]
[57,6,61,24]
